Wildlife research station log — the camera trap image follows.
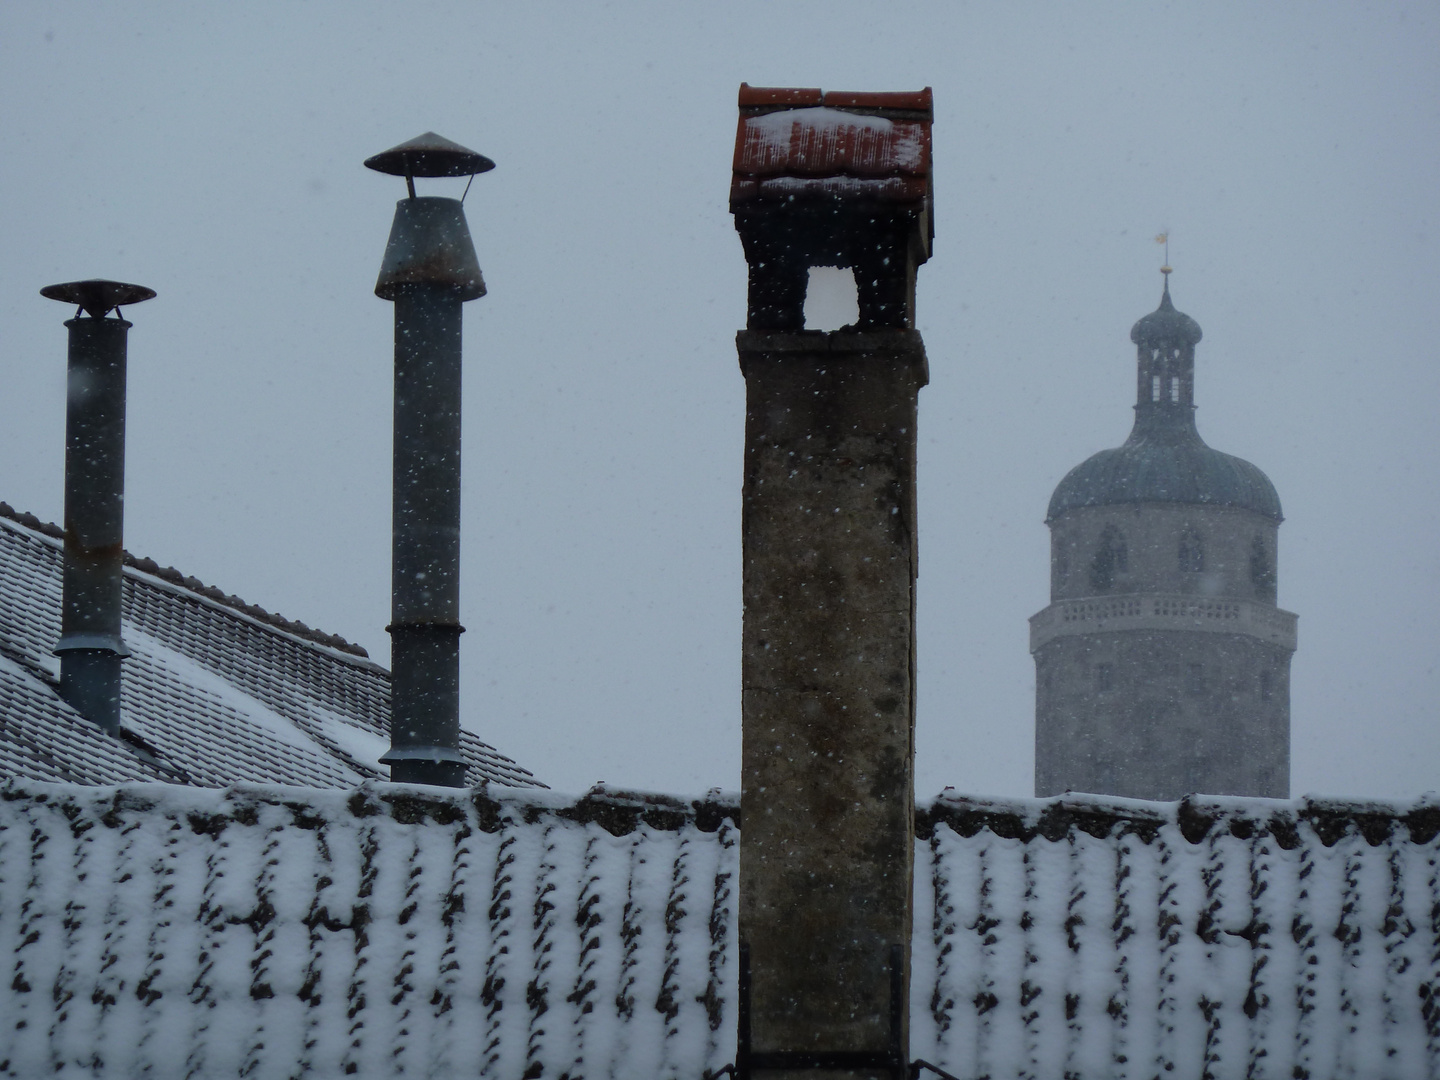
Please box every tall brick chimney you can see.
[730,85,933,1079]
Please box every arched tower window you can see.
[1178,528,1204,573]
[1088,525,1128,592]
[1250,535,1276,601]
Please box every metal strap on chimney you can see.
[725,942,907,1079]
[708,947,964,1080]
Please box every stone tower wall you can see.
[1035,628,1291,799]
[1035,504,1293,800]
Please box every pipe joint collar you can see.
[380,745,469,765]
[53,632,131,657]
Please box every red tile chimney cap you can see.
[730,86,933,207]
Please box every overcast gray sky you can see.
[1,3,1436,799]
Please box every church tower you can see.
[1031,275,1295,799]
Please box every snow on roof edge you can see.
[6,777,1437,846]
[0,502,379,665]
[919,787,1440,846]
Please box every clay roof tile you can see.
[731,85,933,207]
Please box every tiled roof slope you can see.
[731,84,933,206]
[2,781,1436,1079]
[0,510,539,789]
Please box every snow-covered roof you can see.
[3,779,1436,1078]
[0,506,539,789]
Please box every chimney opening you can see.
[803,266,860,330]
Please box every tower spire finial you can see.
[1156,231,1172,295]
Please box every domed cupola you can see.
[1129,279,1203,348]
[1047,276,1282,522]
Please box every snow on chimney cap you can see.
[731,85,933,207]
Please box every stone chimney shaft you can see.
[731,85,933,1080]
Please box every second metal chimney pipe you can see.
[385,278,468,787]
[40,279,156,735]
[366,133,492,787]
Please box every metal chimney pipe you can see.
[40,279,156,734]
[366,133,493,787]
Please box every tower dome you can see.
[1047,281,1281,522]
[1047,436,1282,521]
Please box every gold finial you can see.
[1156,231,1172,276]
